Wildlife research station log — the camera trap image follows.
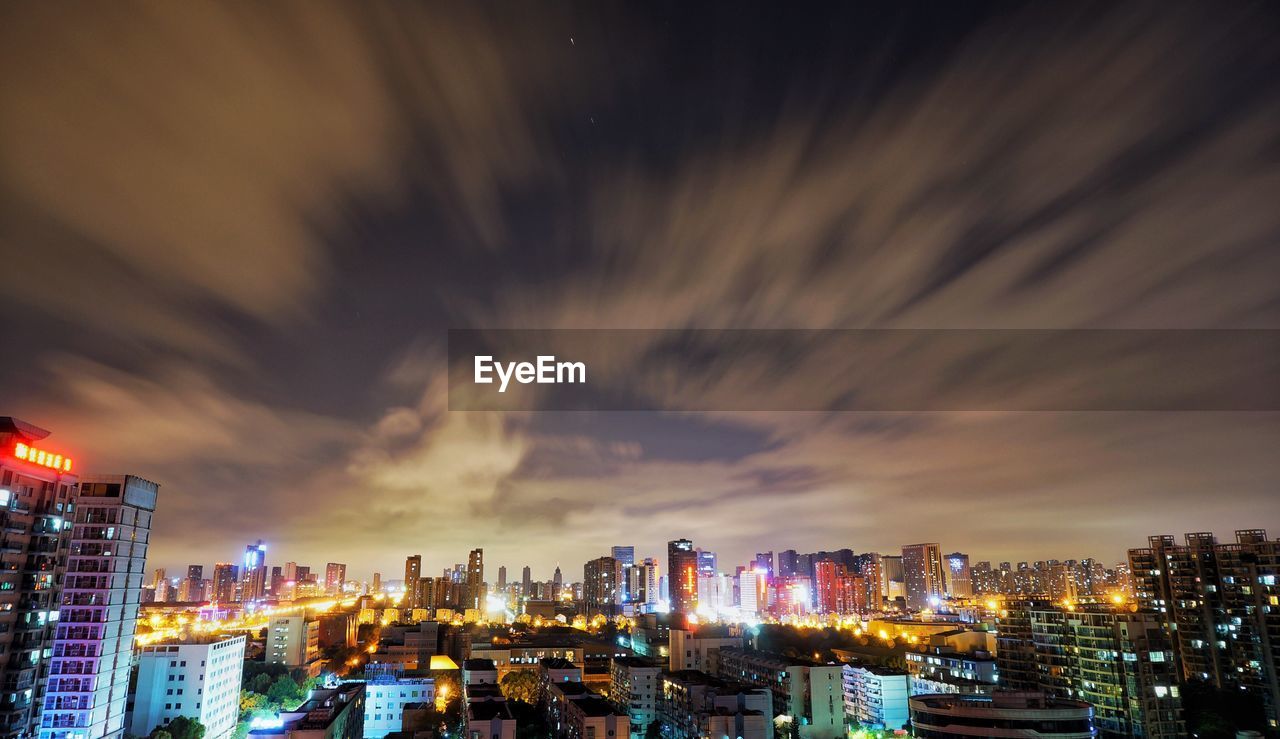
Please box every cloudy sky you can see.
[1,2,1277,581]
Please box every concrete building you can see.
[715,649,842,739]
[325,563,347,595]
[608,658,660,739]
[362,676,434,738]
[840,663,909,732]
[266,616,321,674]
[997,601,1185,738]
[667,629,742,673]
[467,700,516,739]
[41,473,158,739]
[667,540,698,616]
[463,659,499,687]
[908,692,1095,738]
[658,671,772,739]
[131,635,246,739]
[1129,530,1280,726]
[901,543,945,611]
[0,418,77,739]
[248,683,365,739]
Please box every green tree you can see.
[499,669,540,704]
[149,732,173,739]
[266,675,302,706]
[644,720,662,739]
[157,717,206,739]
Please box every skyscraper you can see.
[695,549,717,577]
[404,555,422,609]
[901,543,945,611]
[241,540,268,602]
[584,556,621,616]
[754,552,774,580]
[611,546,635,567]
[325,562,347,595]
[465,548,484,610]
[944,552,973,598]
[212,563,238,603]
[0,417,77,739]
[497,565,507,590]
[521,565,532,596]
[667,539,698,615]
[43,474,159,739]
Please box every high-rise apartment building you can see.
[521,566,532,597]
[944,552,973,598]
[211,563,238,604]
[241,541,267,602]
[754,552,774,580]
[404,555,422,610]
[584,557,621,616]
[611,546,635,567]
[131,635,245,739]
[497,566,507,591]
[996,601,1185,738]
[667,540,698,615]
[1129,530,1280,726]
[901,543,945,611]
[42,474,158,739]
[465,549,484,611]
[324,563,346,595]
[0,418,77,739]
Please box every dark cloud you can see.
[0,2,1276,577]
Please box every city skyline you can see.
[2,5,1277,579]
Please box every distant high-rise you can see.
[754,552,774,580]
[611,546,635,567]
[44,473,159,739]
[521,565,532,596]
[465,548,484,610]
[901,543,945,611]
[584,556,621,615]
[777,549,799,578]
[668,539,698,615]
[695,549,717,577]
[241,540,268,601]
[212,563,238,603]
[944,552,972,598]
[813,560,843,613]
[497,565,507,590]
[371,572,382,593]
[325,562,347,594]
[404,555,422,609]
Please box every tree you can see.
[157,717,206,739]
[266,675,302,706]
[644,720,662,739]
[499,669,540,704]
[239,691,269,714]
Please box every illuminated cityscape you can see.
[2,3,1278,739]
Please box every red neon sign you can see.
[13,443,73,472]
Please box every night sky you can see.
[1,2,1277,579]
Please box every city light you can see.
[11,442,73,472]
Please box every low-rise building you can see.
[908,691,1094,738]
[658,671,773,739]
[131,635,246,739]
[840,663,909,732]
[715,649,841,739]
[362,676,435,738]
[266,616,322,675]
[464,658,499,686]
[668,629,742,673]
[467,700,517,739]
[248,683,366,739]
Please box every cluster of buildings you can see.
[146,550,351,605]
[4,415,1280,739]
